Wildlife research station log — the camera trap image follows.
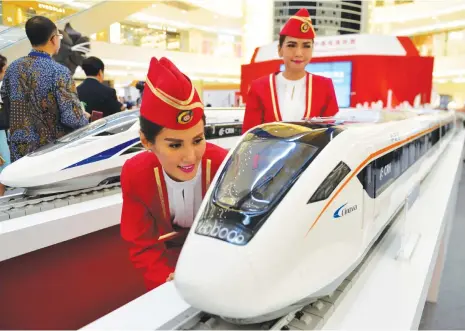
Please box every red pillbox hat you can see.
[140,57,204,130]
[280,8,316,40]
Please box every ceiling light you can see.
[128,13,241,36]
[371,3,465,23]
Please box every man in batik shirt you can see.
[0,16,89,162]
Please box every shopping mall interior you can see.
[0,0,465,330]
[0,0,464,109]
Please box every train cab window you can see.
[214,139,318,212]
[308,161,351,203]
[195,138,321,246]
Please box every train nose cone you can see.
[0,157,30,186]
[174,236,266,321]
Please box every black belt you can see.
[165,240,184,249]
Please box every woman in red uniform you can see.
[242,8,339,133]
[120,57,228,291]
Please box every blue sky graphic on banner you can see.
[280,61,353,108]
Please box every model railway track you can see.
[178,277,354,330]
[158,205,402,331]
[163,267,361,330]
[0,183,122,221]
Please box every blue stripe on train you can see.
[62,137,140,170]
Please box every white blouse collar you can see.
[162,165,202,189]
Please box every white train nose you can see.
[174,235,269,320]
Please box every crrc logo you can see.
[333,203,357,219]
[218,127,235,136]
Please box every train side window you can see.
[374,151,396,197]
[392,148,401,179]
[444,123,451,135]
[408,142,416,167]
[425,132,432,150]
[431,128,440,146]
[419,136,426,157]
[415,139,422,160]
[357,161,375,199]
[308,161,351,203]
[401,144,409,172]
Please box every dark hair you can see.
[25,16,57,46]
[82,56,105,76]
[0,54,7,72]
[278,35,286,48]
[135,81,145,92]
[140,114,207,144]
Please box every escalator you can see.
[0,0,152,62]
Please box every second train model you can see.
[0,108,244,196]
[174,109,457,324]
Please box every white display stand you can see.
[82,130,465,331]
[82,282,189,330]
[395,180,421,261]
[324,130,464,330]
[0,194,122,262]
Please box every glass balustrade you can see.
[0,0,104,51]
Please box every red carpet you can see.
[0,225,147,330]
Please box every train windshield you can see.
[214,140,318,212]
[195,122,345,246]
[57,109,140,143]
[29,110,140,156]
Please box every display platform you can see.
[82,130,465,330]
[0,192,122,262]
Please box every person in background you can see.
[77,56,124,118]
[241,8,339,134]
[120,57,228,290]
[125,95,135,110]
[0,16,89,162]
[135,80,145,107]
[0,54,10,196]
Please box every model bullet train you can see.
[0,108,244,196]
[174,109,457,324]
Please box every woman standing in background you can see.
[0,54,10,196]
[242,8,339,133]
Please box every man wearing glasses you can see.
[0,16,89,162]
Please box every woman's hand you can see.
[166,273,175,282]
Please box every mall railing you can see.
[0,0,105,52]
